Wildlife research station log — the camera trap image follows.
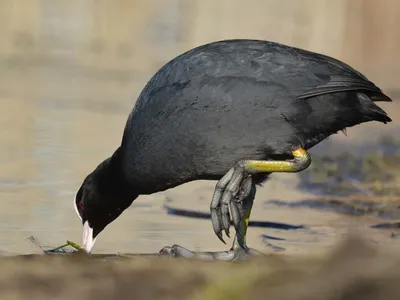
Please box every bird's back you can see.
[119,39,391,193]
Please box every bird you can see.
[73,39,392,260]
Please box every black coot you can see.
[74,39,391,260]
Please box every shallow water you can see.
[0,63,143,254]
[0,59,399,257]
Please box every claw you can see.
[221,203,231,235]
[211,207,226,244]
[211,209,223,240]
[210,165,253,245]
[216,231,226,244]
[230,200,241,232]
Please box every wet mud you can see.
[2,236,400,300]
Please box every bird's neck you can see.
[97,147,139,204]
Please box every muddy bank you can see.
[1,235,399,300]
[299,135,400,197]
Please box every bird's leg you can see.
[210,147,311,242]
[159,180,261,261]
[231,178,255,251]
[158,147,311,261]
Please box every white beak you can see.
[82,221,97,253]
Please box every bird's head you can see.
[74,156,137,253]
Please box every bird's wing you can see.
[297,75,390,101]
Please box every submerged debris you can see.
[28,236,81,254]
[27,236,167,259]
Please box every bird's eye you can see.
[79,200,84,211]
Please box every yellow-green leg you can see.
[231,184,255,250]
[158,147,311,261]
[211,147,311,243]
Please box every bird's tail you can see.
[358,92,392,124]
[368,90,393,102]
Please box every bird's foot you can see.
[210,167,254,244]
[158,244,264,261]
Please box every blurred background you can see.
[0,0,399,256]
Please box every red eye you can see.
[79,201,84,211]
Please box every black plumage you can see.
[119,39,390,190]
[74,39,391,255]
